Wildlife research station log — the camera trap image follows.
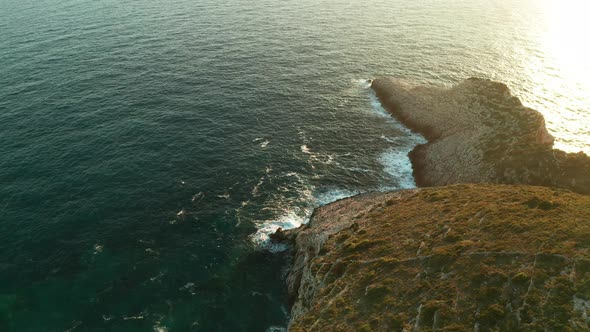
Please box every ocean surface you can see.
[0,0,588,330]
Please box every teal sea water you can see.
[1,0,588,330]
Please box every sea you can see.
[1,0,588,330]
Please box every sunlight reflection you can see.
[523,0,590,153]
[542,1,590,83]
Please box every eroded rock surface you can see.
[372,77,590,194]
[280,184,590,331]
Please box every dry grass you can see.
[289,184,590,331]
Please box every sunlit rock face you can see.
[278,184,590,331]
[372,77,590,195]
[275,78,590,331]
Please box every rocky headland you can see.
[274,78,590,331]
[279,185,590,331]
[372,77,590,194]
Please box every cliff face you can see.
[276,78,590,331]
[282,185,590,331]
[280,191,417,320]
[371,77,590,194]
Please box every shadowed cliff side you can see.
[372,77,590,194]
[280,185,590,331]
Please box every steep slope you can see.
[281,185,590,331]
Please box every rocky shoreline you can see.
[274,78,590,331]
[372,77,590,195]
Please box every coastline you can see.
[371,77,590,194]
[278,184,590,331]
[275,78,590,331]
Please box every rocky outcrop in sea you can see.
[274,78,590,331]
[372,77,590,194]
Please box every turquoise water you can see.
[1,0,588,330]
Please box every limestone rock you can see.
[371,77,590,194]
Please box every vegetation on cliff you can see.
[284,185,590,331]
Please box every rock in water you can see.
[371,77,590,194]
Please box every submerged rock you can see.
[284,184,590,331]
[371,77,590,194]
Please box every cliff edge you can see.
[276,78,590,331]
[282,185,590,331]
[371,77,590,194]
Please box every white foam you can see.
[308,153,336,166]
[250,211,310,253]
[250,163,413,251]
[327,154,335,164]
[93,244,103,254]
[369,90,426,190]
[251,176,265,196]
[369,93,425,139]
[153,324,168,332]
[301,143,339,168]
[379,148,417,189]
[191,192,204,202]
[369,93,399,120]
[353,78,373,89]
[260,140,270,148]
[149,271,165,282]
[342,166,372,173]
[381,135,411,144]
[266,327,287,332]
[179,282,197,295]
[314,188,357,206]
[251,182,360,252]
[250,88,426,252]
[297,127,309,143]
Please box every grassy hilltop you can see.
[286,184,590,331]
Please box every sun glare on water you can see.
[523,0,590,153]
[541,1,590,82]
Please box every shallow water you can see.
[0,0,588,330]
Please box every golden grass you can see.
[289,184,590,331]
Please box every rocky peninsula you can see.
[372,77,590,195]
[275,78,590,331]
